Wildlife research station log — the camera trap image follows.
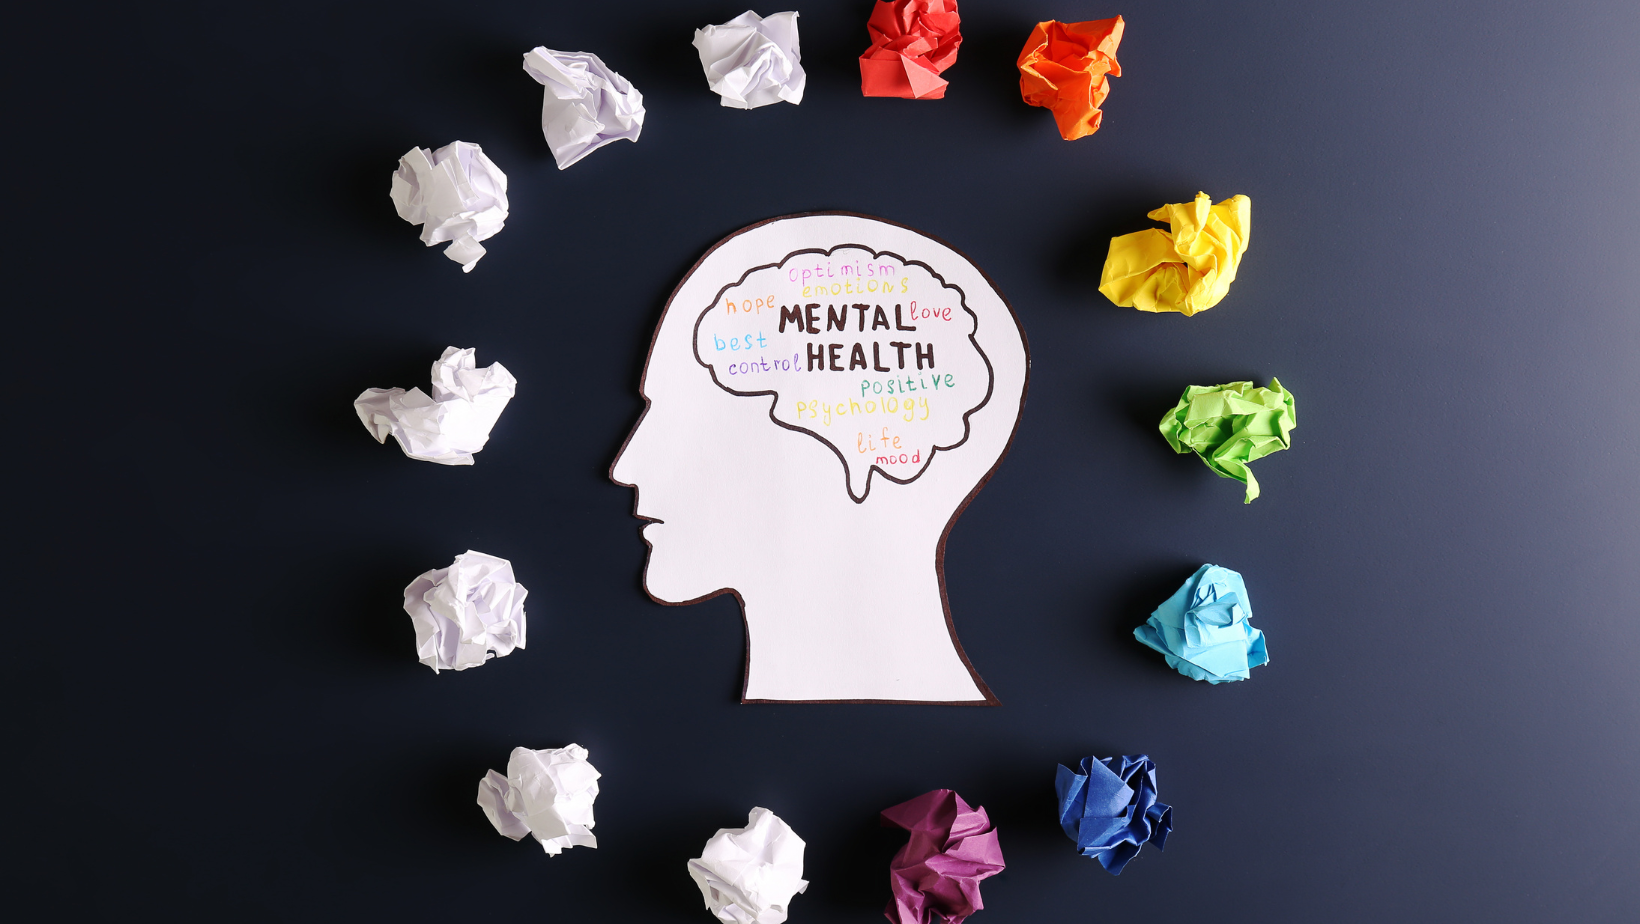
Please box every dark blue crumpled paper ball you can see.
[1055,754,1172,874]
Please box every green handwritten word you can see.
[860,374,955,396]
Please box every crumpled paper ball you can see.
[1017,17,1124,140]
[1135,564,1268,683]
[693,11,806,109]
[881,789,1004,924]
[522,46,645,169]
[1100,192,1252,316]
[1159,378,1295,503]
[354,346,516,466]
[477,744,600,855]
[1055,755,1172,874]
[687,807,809,924]
[859,0,962,99]
[389,141,509,272]
[402,550,527,673]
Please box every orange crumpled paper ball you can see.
[859,0,963,99]
[1017,16,1124,140]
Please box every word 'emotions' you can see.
[696,246,992,501]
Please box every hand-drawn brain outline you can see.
[692,244,995,502]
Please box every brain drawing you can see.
[694,245,994,501]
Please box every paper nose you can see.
[610,417,650,487]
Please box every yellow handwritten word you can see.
[794,395,931,427]
[801,278,910,298]
[725,295,776,314]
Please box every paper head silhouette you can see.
[612,214,1028,703]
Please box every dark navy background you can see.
[14,1,1640,920]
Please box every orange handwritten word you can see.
[725,295,776,314]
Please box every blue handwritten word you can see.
[713,333,768,351]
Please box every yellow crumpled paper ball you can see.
[1099,192,1251,316]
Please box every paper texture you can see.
[1159,378,1295,503]
[1055,755,1172,874]
[1135,564,1268,683]
[693,11,805,109]
[522,46,645,169]
[1017,17,1124,140]
[1100,192,1252,316]
[477,744,600,855]
[611,214,1029,703]
[403,550,527,673]
[859,1,962,99]
[389,141,509,272]
[688,807,808,924]
[881,789,1004,924]
[355,346,516,465]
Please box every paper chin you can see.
[644,570,724,606]
[640,529,727,604]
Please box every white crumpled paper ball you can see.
[692,11,806,109]
[402,550,527,673]
[477,744,601,856]
[354,346,516,466]
[522,47,645,169]
[688,807,809,924]
[388,141,508,272]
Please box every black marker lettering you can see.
[779,305,803,333]
[827,304,847,332]
[889,341,911,369]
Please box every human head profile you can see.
[611,213,1028,703]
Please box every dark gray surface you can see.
[13,0,1640,920]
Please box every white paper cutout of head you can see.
[612,214,1028,703]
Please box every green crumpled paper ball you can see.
[1158,378,1295,503]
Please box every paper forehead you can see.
[644,213,1026,502]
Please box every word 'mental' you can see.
[696,246,992,501]
[776,301,920,335]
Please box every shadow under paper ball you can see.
[315,542,430,670]
[1095,562,1203,672]
[1050,189,1188,298]
[950,13,1043,126]
[804,810,902,916]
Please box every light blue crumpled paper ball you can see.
[1134,564,1268,683]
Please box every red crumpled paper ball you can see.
[859,0,963,99]
[1017,16,1125,140]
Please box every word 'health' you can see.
[711,338,940,373]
